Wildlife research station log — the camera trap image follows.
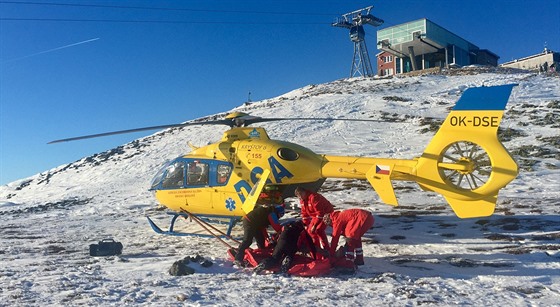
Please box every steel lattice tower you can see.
[333,6,384,78]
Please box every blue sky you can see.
[1,0,559,185]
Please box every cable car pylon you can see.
[332,6,384,77]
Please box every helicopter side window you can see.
[187,162,209,186]
[161,162,185,188]
[277,147,299,161]
[216,164,232,184]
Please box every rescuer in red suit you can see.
[324,209,374,265]
[294,187,334,253]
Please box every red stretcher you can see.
[227,247,355,277]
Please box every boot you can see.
[280,256,293,274]
[253,262,266,274]
[354,248,364,265]
[345,248,355,262]
[354,257,365,266]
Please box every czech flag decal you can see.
[376,164,390,175]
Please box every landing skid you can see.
[146,211,240,238]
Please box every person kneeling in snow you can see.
[253,220,318,274]
[324,209,374,266]
[233,205,285,267]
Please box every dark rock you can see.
[188,255,203,263]
[169,259,195,276]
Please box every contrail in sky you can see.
[1,37,100,63]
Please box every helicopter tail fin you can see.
[365,162,398,206]
[413,84,518,218]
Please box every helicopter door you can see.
[242,169,271,214]
[210,161,240,215]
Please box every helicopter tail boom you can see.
[321,84,518,218]
[320,156,415,206]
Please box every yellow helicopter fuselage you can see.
[152,127,326,216]
[47,84,521,238]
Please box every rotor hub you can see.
[437,141,492,191]
[456,157,476,175]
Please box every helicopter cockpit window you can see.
[150,161,170,189]
[187,161,209,186]
[161,162,185,188]
[277,147,299,161]
[217,164,232,184]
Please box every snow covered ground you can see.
[1,68,559,305]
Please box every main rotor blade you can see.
[47,120,231,144]
[48,115,387,144]
[243,117,386,126]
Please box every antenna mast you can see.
[332,6,384,77]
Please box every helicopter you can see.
[50,84,519,236]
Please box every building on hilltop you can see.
[377,51,396,77]
[376,18,499,76]
[500,48,559,72]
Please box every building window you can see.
[383,56,393,63]
[383,68,394,76]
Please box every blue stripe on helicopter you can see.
[453,84,517,111]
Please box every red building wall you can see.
[377,51,396,76]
